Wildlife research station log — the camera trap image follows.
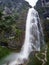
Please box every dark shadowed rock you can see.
[0,42,8,47]
[0,0,31,14]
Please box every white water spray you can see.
[0,0,45,63]
[1,7,44,65]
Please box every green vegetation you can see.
[43,20,49,42]
[28,56,42,65]
[0,5,49,65]
[0,46,11,59]
[0,11,19,32]
[28,42,49,65]
[0,10,21,59]
[47,42,49,65]
[0,8,25,59]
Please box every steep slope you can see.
[0,0,31,14]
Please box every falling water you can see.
[1,7,44,65]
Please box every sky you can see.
[25,0,38,7]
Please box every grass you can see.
[0,42,49,65]
[0,46,11,60]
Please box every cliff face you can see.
[0,0,31,50]
[35,0,42,8]
[35,0,49,43]
[45,0,49,2]
[0,0,31,14]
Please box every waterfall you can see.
[1,7,44,65]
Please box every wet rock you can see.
[0,42,8,47]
